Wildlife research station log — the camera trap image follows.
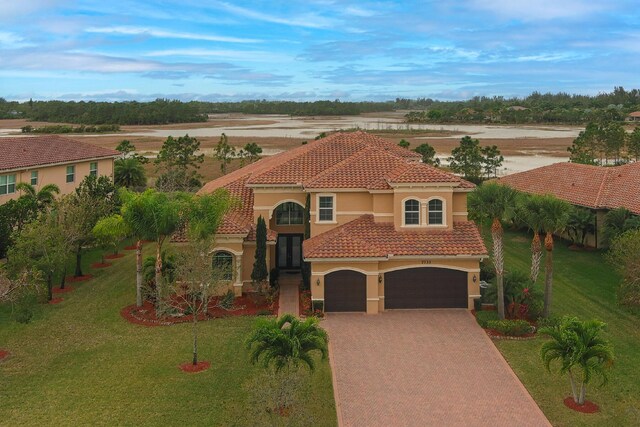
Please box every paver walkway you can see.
[323,310,550,427]
[277,273,300,316]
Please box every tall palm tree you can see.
[468,182,517,319]
[539,194,571,317]
[540,317,614,405]
[16,182,60,208]
[114,158,147,189]
[246,314,328,372]
[516,193,546,284]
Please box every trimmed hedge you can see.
[486,319,533,336]
[475,310,499,328]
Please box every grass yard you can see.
[0,245,337,426]
[494,231,640,427]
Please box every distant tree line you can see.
[568,122,640,165]
[21,124,120,134]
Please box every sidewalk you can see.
[277,274,300,316]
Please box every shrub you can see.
[256,309,272,316]
[475,310,499,328]
[480,259,495,282]
[486,319,533,336]
[219,290,235,310]
[484,269,543,320]
[269,268,279,289]
[537,315,562,329]
[13,292,38,324]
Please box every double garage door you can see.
[324,268,467,312]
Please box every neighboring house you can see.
[0,135,119,202]
[498,161,640,248]
[626,111,640,122]
[198,131,487,314]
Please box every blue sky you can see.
[1,1,639,102]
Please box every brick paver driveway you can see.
[323,310,550,427]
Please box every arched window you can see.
[213,251,233,281]
[428,199,444,225]
[275,202,304,225]
[404,199,420,225]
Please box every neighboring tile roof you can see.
[628,111,640,118]
[199,131,474,238]
[303,215,487,259]
[498,161,640,215]
[0,135,119,171]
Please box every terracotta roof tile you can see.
[303,215,487,259]
[498,162,640,215]
[0,135,119,171]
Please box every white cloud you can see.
[0,0,60,21]
[85,26,261,44]
[212,1,337,29]
[144,48,291,62]
[467,0,608,20]
[0,31,34,48]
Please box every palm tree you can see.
[539,195,571,317]
[114,158,147,189]
[246,314,328,372]
[540,316,614,405]
[516,193,546,284]
[468,182,517,319]
[16,182,60,208]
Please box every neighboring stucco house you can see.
[198,131,487,314]
[499,161,640,248]
[0,135,119,202]
[626,111,640,122]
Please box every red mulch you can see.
[564,397,599,413]
[65,275,93,283]
[124,245,138,250]
[52,286,74,294]
[121,294,277,327]
[105,253,125,260]
[0,349,9,361]
[568,244,596,252]
[179,361,211,373]
[91,262,112,268]
[49,297,64,304]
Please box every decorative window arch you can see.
[404,199,420,225]
[212,251,234,281]
[275,201,304,225]
[428,198,444,225]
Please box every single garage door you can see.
[324,270,367,312]
[385,268,467,309]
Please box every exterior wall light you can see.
[473,274,477,283]
[316,278,320,286]
[378,274,383,284]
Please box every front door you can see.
[277,234,303,270]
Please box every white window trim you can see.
[30,171,38,186]
[66,165,76,183]
[426,196,447,227]
[401,197,422,227]
[89,162,98,176]
[0,174,16,195]
[274,201,305,225]
[315,193,337,224]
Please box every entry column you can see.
[366,273,379,314]
[234,254,243,296]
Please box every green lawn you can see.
[0,245,337,426]
[494,231,640,427]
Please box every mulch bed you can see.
[564,397,599,413]
[91,262,113,268]
[65,275,93,283]
[179,361,211,373]
[104,253,125,260]
[0,349,9,361]
[121,294,277,327]
[124,245,138,250]
[568,244,596,252]
[52,286,74,294]
[49,297,64,304]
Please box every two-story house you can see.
[198,131,487,314]
[0,135,119,202]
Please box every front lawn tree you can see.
[92,214,128,264]
[566,207,595,247]
[539,194,572,317]
[606,229,640,308]
[251,216,268,292]
[115,158,147,189]
[16,182,60,209]
[540,316,614,406]
[517,194,546,284]
[468,182,517,319]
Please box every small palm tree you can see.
[468,182,517,319]
[516,193,546,284]
[114,158,147,189]
[539,194,571,317]
[247,314,328,372]
[540,316,614,405]
[16,182,60,208]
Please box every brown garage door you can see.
[324,270,367,312]
[385,268,467,309]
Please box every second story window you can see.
[275,202,304,225]
[404,199,420,225]
[90,162,98,177]
[66,165,75,183]
[0,174,16,195]
[318,195,334,222]
[30,171,38,186]
[428,199,444,225]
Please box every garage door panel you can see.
[325,270,366,312]
[385,268,467,309]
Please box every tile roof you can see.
[0,135,119,171]
[628,111,640,118]
[199,131,474,238]
[498,161,640,215]
[303,215,487,259]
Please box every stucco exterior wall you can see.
[252,189,306,222]
[392,187,455,231]
[0,158,114,203]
